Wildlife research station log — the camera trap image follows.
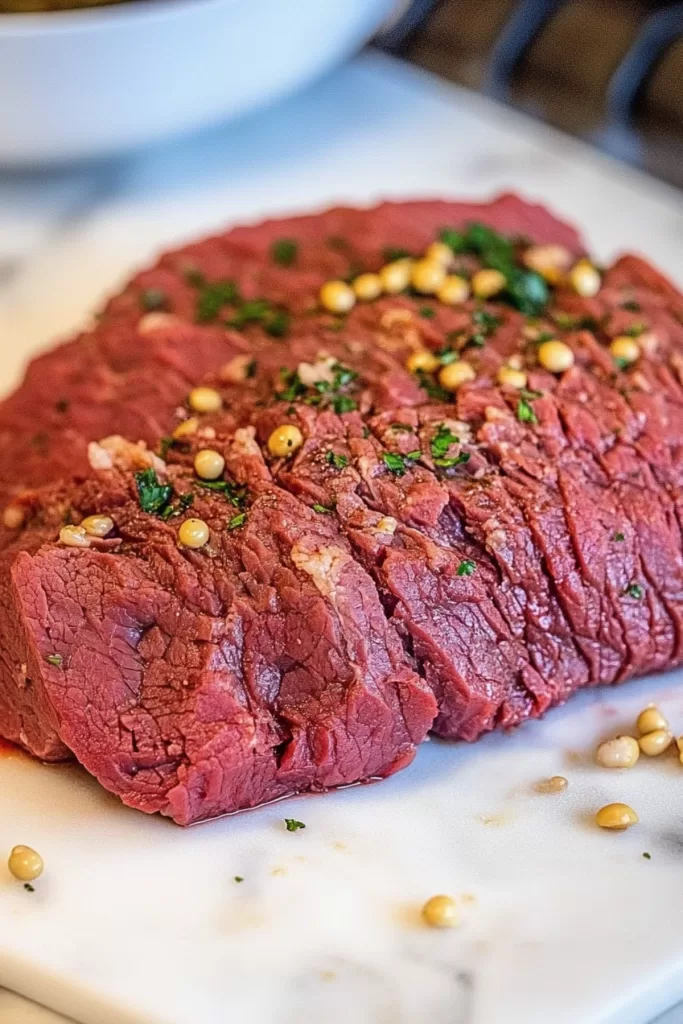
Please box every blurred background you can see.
[380,0,683,188]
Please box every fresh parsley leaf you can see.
[383,246,412,262]
[265,309,290,338]
[472,309,501,335]
[383,452,407,476]
[419,306,436,319]
[614,356,631,371]
[624,321,647,338]
[271,238,298,267]
[326,451,348,470]
[158,436,175,460]
[438,347,460,364]
[227,512,247,531]
[439,228,467,253]
[505,269,549,316]
[135,468,173,516]
[625,582,644,600]
[613,531,625,542]
[456,559,477,576]
[333,395,357,414]
[642,852,651,860]
[140,288,168,312]
[196,280,239,323]
[234,876,244,883]
[45,654,63,668]
[160,492,194,521]
[430,423,461,466]
[405,450,422,460]
[184,267,206,288]
[285,818,306,832]
[278,369,306,403]
[196,480,247,507]
[313,504,333,514]
[517,398,538,424]
[415,369,451,403]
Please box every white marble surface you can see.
[1,50,683,1024]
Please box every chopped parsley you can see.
[517,398,538,424]
[613,531,625,542]
[195,279,239,323]
[456,559,477,576]
[160,492,194,521]
[326,451,348,470]
[405,450,421,460]
[642,852,651,860]
[430,423,466,468]
[278,363,358,413]
[472,308,501,337]
[624,321,647,338]
[552,312,579,331]
[227,299,290,338]
[625,582,644,600]
[234,876,244,883]
[271,238,298,267]
[45,654,63,668]
[135,468,173,516]
[140,288,168,312]
[419,306,436,319]
[383,246,412,262]
[284,818,306,832]
[158,436,175,460]
[196,480,248,508]
[613,356,631,371]
[227,512,247,531]
[313,504,334,514]
[440,222,549,315]
[383,452,407,476]
[24,883,35,893]
[439,228,468,253]
[183,267,206,288]
[415,369,451,403]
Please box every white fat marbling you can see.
[1,51,683,1024]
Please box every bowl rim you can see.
[0,0,235,36]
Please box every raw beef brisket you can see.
[1,194,682,824]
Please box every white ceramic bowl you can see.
[0,0,398,165]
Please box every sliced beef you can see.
[1,195,683,823]
[4,456,435,824]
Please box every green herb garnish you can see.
[45,654,63,668]
[383,246,412,262]
[227,512,247,531]
[430,423,467,468]
[196,480,248,507]
[439,228,467,253]
[405,450,421,460]
[158,436,175,460]
[419,306,436,319]
[383,452,408,476]
[160,492,194,521]
[140,288,168,312]
[195,280,239,323]
[184,267,206,288]
[285,818,306,832]
[642,852,651,860]
[456,559,477,576]
[326,451,348,470]
[234,876,244,883]
[135,468,173,516]
[517,398,538,424]
[271,238,298,267]
[613,531,625,542]
[624,321,647,338]
[333,395,357,414]
[24,883,35,893]
[625,582,644,600]
[415,369,451,403]
[313,504,334,514]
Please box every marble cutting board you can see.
[1,51,683,1024]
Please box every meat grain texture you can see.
[1,194,682,824]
